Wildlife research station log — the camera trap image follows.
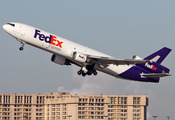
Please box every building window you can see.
[118,97,127,104]
[133,109,141,112]
[96,112,101,115]
[95,107,100,110]
[102,99,104,102]
[108,105,117,108]
[133,97,141,104]
[82,116,88,119]
[62,104,66,106]
[133,105,140,108]
[51,104,55,107]
[62,112,66,115]
[89,116,94,119]
[89,99,94,102]
[56,108,60,111]
[62,108,66,111]
[62,116,66,119]
[15,96,17,103]
[89,111,94,114]
[111,97,116,104]
[137,109,141,112]
[89,103,94,106]
[51,112,55,115]
[55,104,60,107]
[79,99,81,102]
[133,113,140,117]
[95,103,100,106]
[89,107,94,110]
[95,116,100,119]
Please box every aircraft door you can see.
[16,25,25,40]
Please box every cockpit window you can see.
[7,23,15,27]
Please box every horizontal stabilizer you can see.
[87,55,150,66]
[140,73,171,78]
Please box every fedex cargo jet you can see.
[3,22,171,83]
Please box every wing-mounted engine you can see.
[51,54,71,65]
[132,55,143,60]
[72,52,89,63]
[71,51,97,77]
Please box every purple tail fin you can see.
[144,47,172,64]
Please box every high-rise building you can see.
[0,92,148,120]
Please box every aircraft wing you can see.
[87,55,150,66]
[140,73,171,78]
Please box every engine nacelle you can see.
[72,52,87,63]
[51,54,70,65]
[132,55,143,60]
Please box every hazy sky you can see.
[0,1,175,120]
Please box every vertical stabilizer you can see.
[144,47,171,64]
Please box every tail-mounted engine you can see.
[51,54,71,65]
[132,55,143,60]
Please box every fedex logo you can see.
[79,55,85,60]
[34,29,63,48]
[145,63,157,71]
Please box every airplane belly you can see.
[97,64,133,77]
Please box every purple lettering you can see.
[34,29,63,48]
[34,29,40,38]
[39,34,45,41]
[45,35,52,43]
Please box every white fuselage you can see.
[3,22,133,78]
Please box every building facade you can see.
[0,92,148,120]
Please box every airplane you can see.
[3,22,171,83]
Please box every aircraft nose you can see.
[2,24,15,36]
[2,24,8,31]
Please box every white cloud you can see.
[57,65,118,95]
[58,65,155,96]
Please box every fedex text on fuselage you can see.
[34,29,63,48]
